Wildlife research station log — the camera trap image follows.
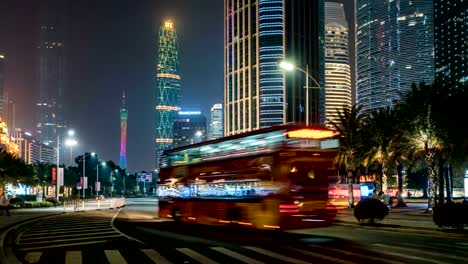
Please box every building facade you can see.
[0,54,4,120]
[0,119,19,156]
[173,111,207,148]
[434,0,468,87]
[356,0,434,113]
[11,131,56,165]
[119,91,128,170]
[224,0,325,136]
[155,20,181,169]
[36,0,68,146]
[324,1,352,126]
[209,103,223,140]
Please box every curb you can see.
[335,220,468,238]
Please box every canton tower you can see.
[119,91,128,170]
[155,20,181,170]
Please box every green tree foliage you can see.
[0,150,34,188]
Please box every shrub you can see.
[15,194,37,201]
[433,202,468,228]
[46,197,58,206]
[9,197,25,208]
[24,201,53,208]
[354,198,389,224]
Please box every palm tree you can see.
[330,104,367,208]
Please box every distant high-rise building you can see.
[356,0,434,114]
[0,54,5,120]
[209,103,223,140]
[0,119,19,156]
[224,0,325,136]
[36,0,68,146]
[119,91,128,170]
[434,0,468,87]
[155,20,181,169]
[11,131,56,165]
[324,1,351,126]
[173,111,207,148]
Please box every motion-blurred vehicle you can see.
[158,125,339,230]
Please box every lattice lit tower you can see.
[119,91,128,170]
[155,20,181,169]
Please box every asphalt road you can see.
[10,199,468,264]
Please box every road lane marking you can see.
[24,252,42,263]
[65,251,82,264]
[290,248,358,264]
[372,244,450,264]
[176,248,219,264]
[211,247,264,264]
[104,250,127,264]
[141,249,173,264]
[21,227,115,237]
[19,234,124,245]
[243,246,311,264]
[25,224,111,233]
[20,240,108,251]
[20,231,119,242]
[310,245,406,264]
[373,244,468,262]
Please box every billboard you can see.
[137,173,152,182]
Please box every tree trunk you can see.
[426,150,437,211]
[347,171,354,208]
[438,159,445,206]
[445,163,453,202]
[396,163,404,195]
[382,162,388,193]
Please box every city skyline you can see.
[0,0,223,172]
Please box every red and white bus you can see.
[157,125,340,230]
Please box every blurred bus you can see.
[157,125,340,230]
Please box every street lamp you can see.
[96,161,106,197]
[279,60,323,126]
[56,129,77,199]
[65,138,78,165]
[79,152,95,199]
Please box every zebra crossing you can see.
[19,241,468,264]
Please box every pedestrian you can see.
[0,190,11,216]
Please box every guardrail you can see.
[62,198,125,211]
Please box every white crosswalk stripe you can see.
[373,243,465,262]
[141,249,173,264]
[310,245,406,264]
[243,246,311,264]
[65,251,82,264]
[24,252,42,264]
[371,244,451,264]
[211,247,265,264]
[176,248,219,264]
[104,250,128,264]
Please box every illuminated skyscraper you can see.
[173,111,207,148]
[119,91,128,170]
[36,0,68,146]
[324,2,351,127]
[0,54,5,120]
[434,0,468,87]
[209,103,223,140]
[155,20,181,169]
[356,0,434,114]
[224,0,325,136]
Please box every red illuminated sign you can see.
[52,167,57,184]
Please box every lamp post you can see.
[279,61,323,126]
[65,130,77,165]
[80,152,95,199]
[56,129,76,199]
[96,161,106,197]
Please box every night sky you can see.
[0,0,224,172]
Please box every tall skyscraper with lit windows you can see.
[224,0,325,136]
[36,0,68,146]
[434,0,468,87]
[210,103,223,140]
[155,20,181,169]
[119,91,128,170]
[0,54,5,119]
[356,0,434,114]
[324,1,351,126]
